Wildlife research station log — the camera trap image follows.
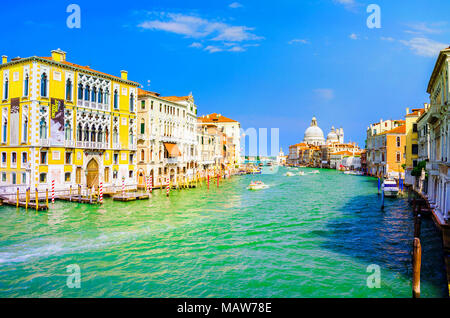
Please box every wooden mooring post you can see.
[35,188,38,211]
[412,237,422,298]
[46,189,49,209]
[16,187,19,208]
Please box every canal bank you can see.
[0,167,447,297]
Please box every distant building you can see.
[303,117,325,146]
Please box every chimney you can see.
[51,48,66,62]
[2,55,7,64]
[406,107,409,115]
[121,70,128,80]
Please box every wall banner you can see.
[50,98,65,146]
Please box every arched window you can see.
[130,93,134,112]
[40,73,48,97]
[39,118,47,139]
[98,88,103,104]
[2,116,7,143]
[105,88,109,105]
[78,83,83,99]
[22,116,28,143]
[84,124,89,141]
[90,126,96,142]
[113,127,118,144]
[129,128,134,145]
[141,149,145,161]
[66,78,72,101]
[24,74,29,97]
[77,123,83,141]
[84,85,90,101]
[3,77,9,100]
[97,127,103,143]
[114,89,119,109]
[65,121,72,141]
[91,87,97,102]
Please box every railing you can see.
[129,144,137,151]
[65,140,76,148]
[166,158,178,164]
[77,99,110,111]
[137,134,145,141]
[113,143,121,150]
[76,141,108,149]
[39,139,50,147]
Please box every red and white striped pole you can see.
[149,175,153,193]
[122,177,125,197]
[99,181,103,204]
[207,171,210,189]
[51,179,55,204]
[166,177,170,197]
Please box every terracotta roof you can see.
[198,113,238,123]
[138,88,160,97]
[161,96,191,102]
[379,125,406,135]
[332,150,354,156]
[39,57,139,85]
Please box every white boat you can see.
[382,179,399,197]
[310,170,320,174]
[285,172,294,177]
[298,171,305,176]
[248,181,269,190]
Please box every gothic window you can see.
[22,115,28,143]
[66,78,72,101]
[3,77,8,100]
[40,73,48,97]
[114,89,119,109]
[39,118,47,139]
[78,83,83,100]
[130,93,134,112]
[65,121,72,141]
[84,85,90,101]
[24,74,29,97]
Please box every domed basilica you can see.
[303,116,344,146]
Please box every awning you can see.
[164,143,182,157]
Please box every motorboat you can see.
[382,179,399,197]
[310,170,320,174]
[298,171,305,176]
[248,181,269,190]
[284,172,294,177]
[249,168,262,174]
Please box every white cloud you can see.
[288,39,309,45]
[229,2,243,9]
[314,89,334,101]
[399,37,448,57]
[189,42,203,48]
[333,0,358,11]
[404,22,445,35]
[349,33,358,40]
[228,46,246,52]
[138,12,263,53]
[204,45,223,53]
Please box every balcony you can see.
[76,141,108,149]
[166,158,178,164]
[65,140,76,148]
[77,99,110,111]
[39,139,50,147]
[113,143,121,150]
[21,162,31,170]
[129,144,137,151]
[137,134,146,141]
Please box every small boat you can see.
[298,171,305,176]
[248,181,269,190]
[382,179,399,197]
[284,172,294,177]
[249,168,262,174]
[310,170,320,174]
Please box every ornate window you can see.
[24,73,29,97]
[114,89,119,109]
[3,77,8,100]
[40,73,48,97]
[2,115,8,143]
[39,118,47,139]
[78,83,83,100]
[84,85,90,101]
[65,121,72,141]
[130,93,134,112]
[66,78,72,101]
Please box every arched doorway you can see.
[138,170,145,189]
[86,159,99,189]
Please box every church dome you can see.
[304,117,325,145]
[327,126,339,143]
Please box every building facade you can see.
[424,47,450,222]
[0,50,139,194]
[136,89,197,187]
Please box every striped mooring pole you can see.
[99,181,103,204]
[51,179,55,204]
[149,175,153,193]
[122,177,125,197]
[207,171,210,189]
[166,177,170,197]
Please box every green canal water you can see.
[0,167,447,297]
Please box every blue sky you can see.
[1,0,449,154]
